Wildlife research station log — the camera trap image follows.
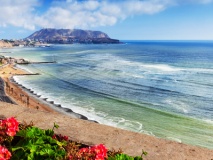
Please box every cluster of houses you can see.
[0,55,29,65]
[0,39,50,48]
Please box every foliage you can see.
[108,150,147,160]
[0,117,147,160]
[11,126,66,160]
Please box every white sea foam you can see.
[72,50,95,54]
[167,137,182,143]
[105,117,144,132]
[142,130,155,136]
[16,65,34,74]
[140,64,181,72]
[202,119,213,125]
[95,54,182,80]
[164,99,189,114]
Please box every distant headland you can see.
[26,28,120,44]
[0,28,120,48]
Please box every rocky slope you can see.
[0,40,12,48]
[26,28,120,44]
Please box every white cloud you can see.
[34,0,172,29]
[0,0,212,30]
[0,0,39,30]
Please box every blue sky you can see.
[0,0,213,40]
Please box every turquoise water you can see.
[1,41,213,149]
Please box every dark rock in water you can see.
[79,114,88,120]
[47,101,54,104]
[88,120,99,123]
[42,98,47,101]
[63,108,73,112]
[55,104,62,108]
[62,108,88,120]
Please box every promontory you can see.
[25,28,120,44]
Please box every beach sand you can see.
[0,63,58,113]
[0,63,213,160]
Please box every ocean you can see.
[1,41,213,149]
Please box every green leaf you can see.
[16,129,27,137]
[45,129,54,136]
[54,123,59,129]
[12,146,24,152]
[108,157,116,160]
[142,150,148,156]
[56,140,66,147]
[134,156,142,160]
[35,137,44,145]
[27,153,34,160]
[40,148,54,155]
[115,154,134,160]
[30,145,37,153]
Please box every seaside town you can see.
[0,39,50,48]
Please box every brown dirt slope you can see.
[0,40,12,48]
[0,101,212,160]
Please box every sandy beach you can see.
[0,61,213,160]
[0,63,57,113]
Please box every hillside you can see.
[26,28,120,44]
[0,40,12,48]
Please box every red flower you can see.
[52,134,57,140]
[62,135,68,141]
[95,153,105,160]
[91,144,107,159]
[76,144,107,160]
[0,145,11,160]
[79,147,89,153]
[4,117,19,137]
[0,117,19,137]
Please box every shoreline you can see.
[0,63,97,122]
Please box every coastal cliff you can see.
[0,40,12,48]
[26,28,120,44]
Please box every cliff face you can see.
[0,40,12,48]
[26,28,119,44]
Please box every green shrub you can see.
[108,150,147,160]
[11,126,66,160]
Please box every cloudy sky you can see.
[0,0,213,40]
